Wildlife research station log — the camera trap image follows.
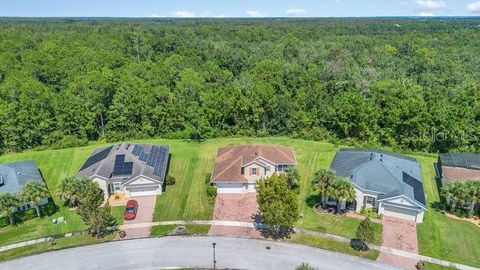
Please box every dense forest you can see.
[0,18,479,154]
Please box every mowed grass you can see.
[0,137,479,267]
[413,155,480,268]
[289,233,380,261]
[0,233,116,262]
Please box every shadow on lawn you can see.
[306,194,321,208]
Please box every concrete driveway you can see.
[209,193,262,238]
[123,195,156,238]
[0,236,400,270]
[378,216,419,270]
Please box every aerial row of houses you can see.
[2,142,480,223]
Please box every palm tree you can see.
[20,182,50,217]
[464,180,480,217]
[0,193,20,225]
[441,181,467,211]
[312,169,338,207]
[330,178,356,211]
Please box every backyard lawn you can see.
[0,137,479,267]
[414,155,480,268]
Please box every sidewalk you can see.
[1,220,478,270]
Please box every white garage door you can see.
[216,183,243,193]
[383,206,418,222]
[127,186,160,197]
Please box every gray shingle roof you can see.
[331,148,426,207]
[76,143,169,183]
[0,160,44,195]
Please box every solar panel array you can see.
[80,146,113,171]
[112,154,134,177]
[130,144,168,178]
[402,172,426,205]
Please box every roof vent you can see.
[370,153,374,160]
[254,152,258,156]
[0,175,4,186]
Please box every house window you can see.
[113,182,122,191]
[364,196,375,206]
[252,168,257,175]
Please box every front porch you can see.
[108,192,129,206]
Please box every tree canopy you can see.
[257,173,299,238]
[0,18,479,153]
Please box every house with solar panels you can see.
[76,143,169,199]
[330,148,427,223]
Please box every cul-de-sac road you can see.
[0,236,400,270]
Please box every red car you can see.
[124,200,138,220]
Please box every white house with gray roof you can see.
[331,149,427,223]
[77,143,169,200]
[0,160,49,211]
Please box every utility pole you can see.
[212,242,217,270]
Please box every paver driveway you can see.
[209,193,262,238]
[123,195,157,238]
[378,216,418,270]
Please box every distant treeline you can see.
[0,18,479,153]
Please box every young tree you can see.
[75,180,111,236]
[355,218,375,249]
[58,177,88,207]
[257,174,299,238]
[85,202,113,237]
[76,181,104,221]
[285,167,300,189]
[0,193,20,225]
[20,182,50,217]
[312,169,337,208]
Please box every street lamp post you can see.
[212,242,217,270]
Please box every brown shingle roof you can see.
[211,144,296,183]
[441,166,480,183]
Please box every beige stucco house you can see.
[211,144,297,193]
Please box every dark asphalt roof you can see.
[0,160,44,195]
[331,148,426,207]
[76,143,169,183]
[439,153,480,170]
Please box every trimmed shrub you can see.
[355,218,375,248]
[166,175,176,185]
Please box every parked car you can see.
[124,200,138,220]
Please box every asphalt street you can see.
[0,236,400,270]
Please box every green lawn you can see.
[289,233,380,261]
[150,224,211,236]
[150,224,177,236]
[0,233,116,262]
[413,155,480,268]
[0,137,478,267]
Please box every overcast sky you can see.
[1,0,480,17]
